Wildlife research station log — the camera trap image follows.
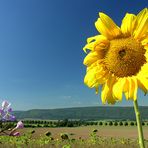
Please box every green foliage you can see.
[21,119,148,128]
[142,122,145,126]
[0,130,147,147]
[104,122,108,126]
[114,122,118,126]
[130,122,134,126]
[124,122,128,126]
[98,121,103,126]
[119,121,123,126]
[109,121,113,126]
[60,133,69,140]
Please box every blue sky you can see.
[0,0,147,110]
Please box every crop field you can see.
[0,125,148,148]
[18,126,148,139]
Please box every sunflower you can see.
[83,8,148,104]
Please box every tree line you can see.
[17,119,148,128]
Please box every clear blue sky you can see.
[0,0,147,110]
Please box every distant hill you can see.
[13,106,148,120]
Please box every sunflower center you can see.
[104,37,146,77]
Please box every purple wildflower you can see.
[15,121,24,129]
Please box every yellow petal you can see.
[123,78,130,100]
[99,13,122,37]
[84,67,98,88]
[84,64,105,88]
[121,13,136,36]
[101,75,116,104]
[95,18,112,40]
[138,62,148,77]
[128,77,138,100]
[113,78,125,101]
[83,42,95,53]
[141,37,148,46]
[83,52,99,66]
[134,8,148,40]
[96,70,110,84]
[101,82,109,104]
[83,35,109,53]
[95,13,122,39]
[137,76,148,94]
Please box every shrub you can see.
[124,122,128,126]
[37,124,42,127]
[43,124,49,127]
[67,122,74,127]
[109,121,113,126]
[119,121,123,126]
[94,122,98,125]
[142,122,145,126]
[60,133,69,140]
[130,122,134,126]
[98,121,103,126]
[114,122,118,126]
[104,122,108,126]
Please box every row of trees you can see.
[20,119,148,128]
[23,119,98,127]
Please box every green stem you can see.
[133,100,145,148]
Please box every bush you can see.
[119,121,123,126]
[109,121,113,126]
[124,122,128,126]
[114,122,118,126]
[67,122,74,127]
[130,122,134,126]
[104,122,108,126]
[60,133,69,140]
[98,121,103,126]
[37,124,42,127]
[94,122,98,125]
[43,124,48,127]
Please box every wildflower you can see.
[0,100,16,121]
[83,8,148,104]
[15,121,24,129]
[2,100,10,110]
[2,114,16,121]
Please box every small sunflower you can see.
[83,8,148,104]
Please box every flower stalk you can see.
[133,100,145,148]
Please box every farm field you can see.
[0,126,148,147]
[18,126,148,139]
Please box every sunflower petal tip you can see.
[83,47,87,53]
[99,12,105,17]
